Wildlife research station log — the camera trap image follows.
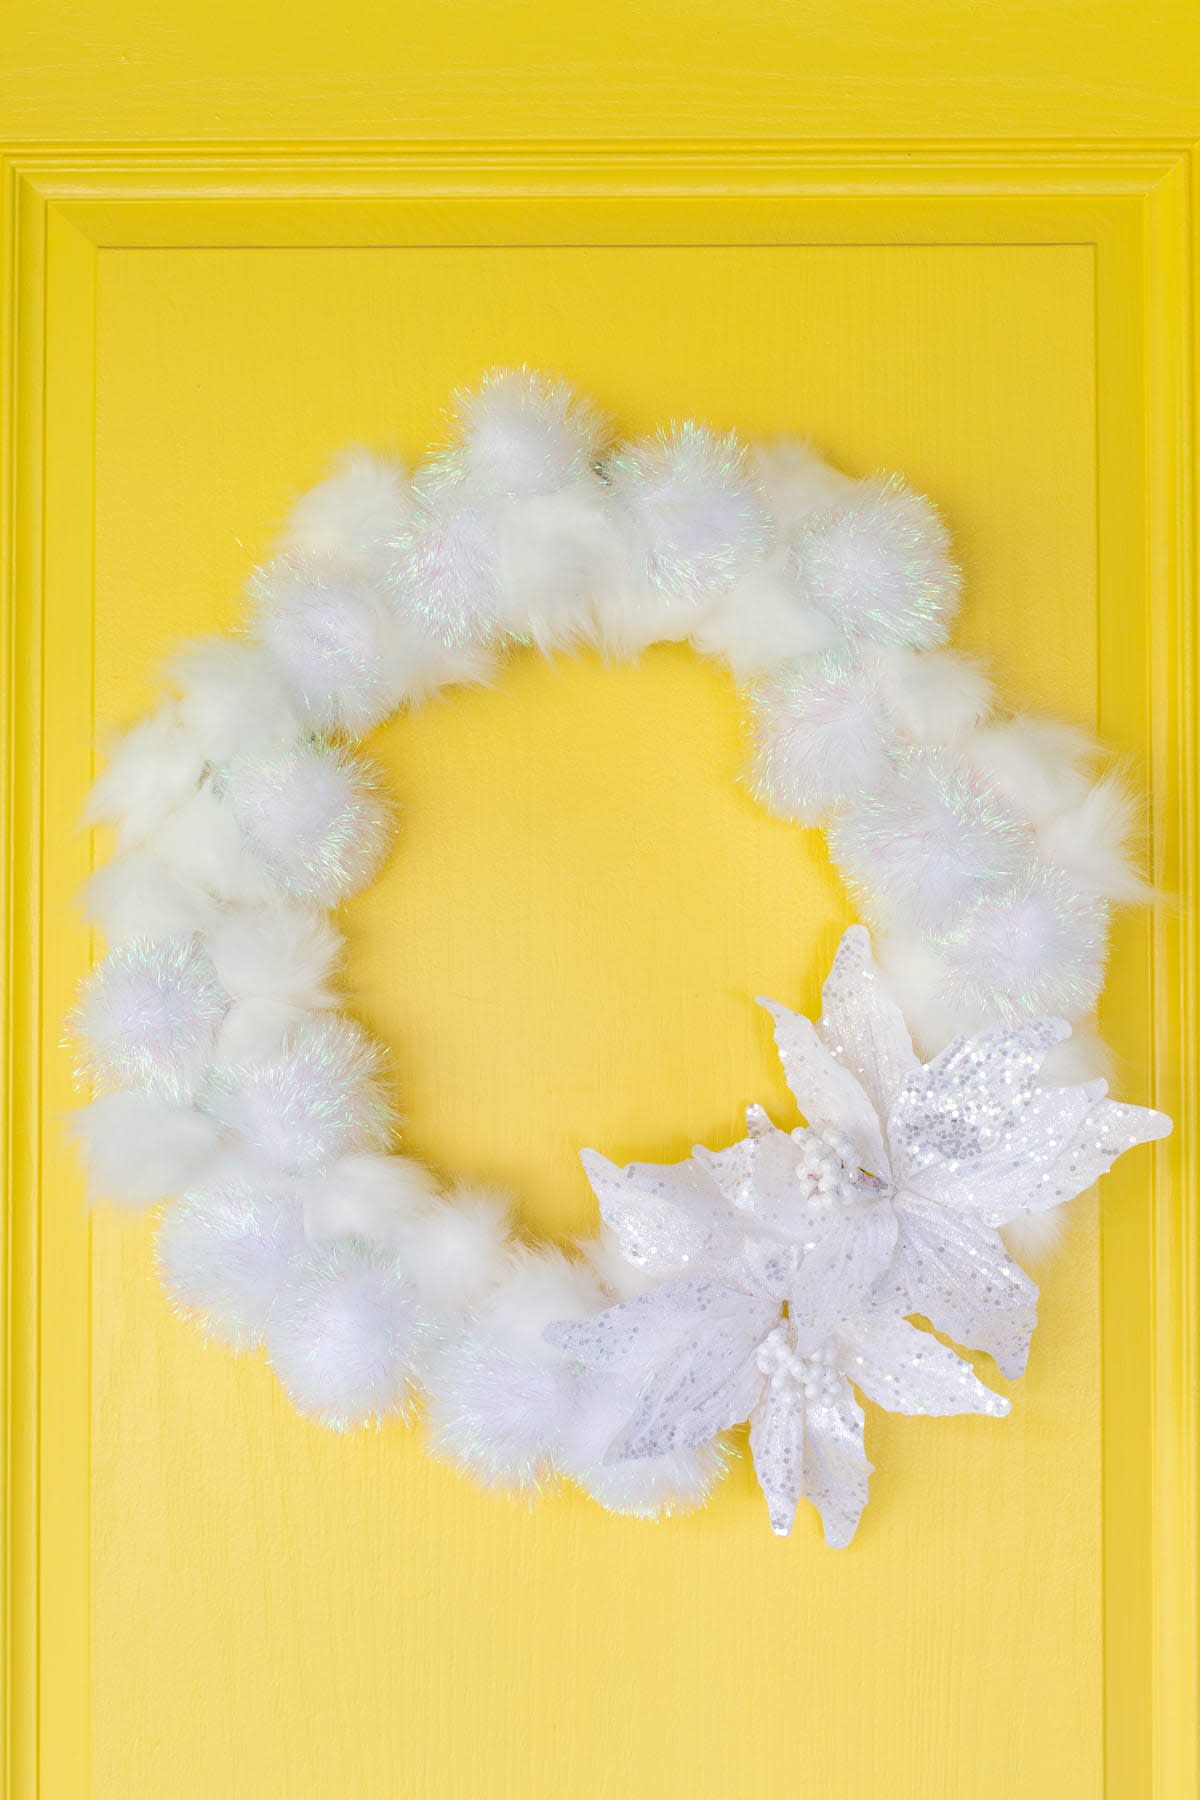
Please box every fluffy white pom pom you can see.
[1002,1209,1068,1263]
[71,1090,222,1207]
[873,647,993,745]
[966,715,1096,822]
[251,552,407,736]
[73,937,228,1100]
[301,1153,439,1250]
[205,904,341,1008]
[400,1184,514,1316]
[749,439,859,532]
[830,751,1026,932]
[748,655,896,824]
[607,422,771,608]
[389,495,507,649]
[423,1341,578,1491]
[85,710,207,849]
[423,1248,603,1488]
[450,368,605,497]
[220,746,391,904]
[265,1243,427,1427]
[691,547,843,678]
[794,474,961,648]
[169,640,303,763]
[281,448,414,575]
[157,1169,305,1348]
[495,482,622,654]
[204,1014,394,1174]
[81,853,216,945]
[941,866,1108,1020]
[1035,775,1151,903]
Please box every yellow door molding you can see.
[2,142,1195,1797]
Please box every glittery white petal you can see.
[606,1289,777,1460]
[800,1380,873,1549]
[893,1195,1038,1378]
[817,924,919,1124]
[578,1148,739,1275]
[787,1204,899,1342]
[749,1376,807,1537]
[757,997,889,1176]
[837,1316,1009,1417]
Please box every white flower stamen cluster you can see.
[68,371,1167,1541]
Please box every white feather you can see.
[143,787,283,906]
[301,1152,439,1250]
[168,640,304,763]
[749,439,858,532]
[873,647,993,744]
[966,715,1096,822]
[71,1090,222,1207]
[85,709,207,849]
[205,903,342,1007]
[1035,775,1152,903]
[81,853,216,945]
[400,1185,514,1316]
[281,447,414,575]
[691,546,844,677]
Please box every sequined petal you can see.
[757,998,890,1177]
[895,1196,1038,1377]
[603,1289,780,1460]
[787,1203,899,1343]
[544,1275,736,1375]
[887,1020,1097,1220]
[838,1315,1010,1417]
[695,1124,814,1236]
[975,1095,1173,1224]
[801,1379,873,1549]
[749,1380,807,1537]
[579,1148,740,1274]
[817,925,919,1127]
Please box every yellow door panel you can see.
[77,239,1108,1799]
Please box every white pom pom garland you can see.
[71,371,1160,1533]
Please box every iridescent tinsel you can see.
[605,421,772,605]
[72,935,229,1101]
[793,472,960,648]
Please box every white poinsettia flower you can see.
[545,925,1170,1544]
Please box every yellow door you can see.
[4,11,1196,1800]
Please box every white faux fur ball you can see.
[749,655,896,824]
[451,368,605,497]
[264,1243,427,1427]
[607,422,771,606]
[301,1152,439,1251]
[157,1169,306,1348]
[203,1014,394,1174]
[251,551,403,736]
[281,447,414,575]
[220,746,391,904]
[941,866,1108,1021]
[73,936,229,1101]
[72,1090,222,1207]
[795,474,961,648]
[204,903,342,1009]
[830,750,1027,932]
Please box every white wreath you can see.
[70,370,1171,1546]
